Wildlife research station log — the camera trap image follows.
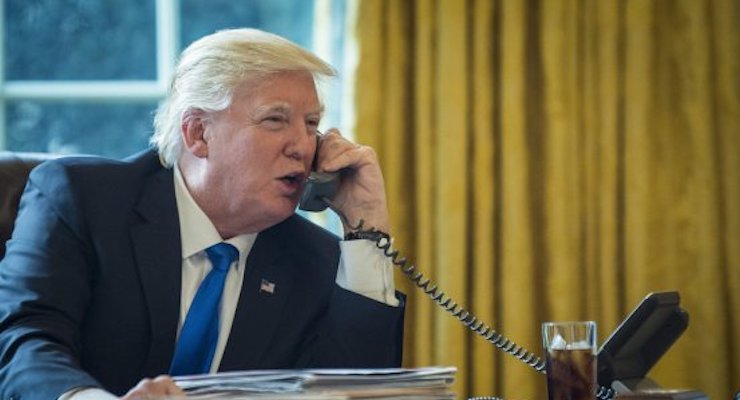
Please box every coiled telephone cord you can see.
[329,205,614,400]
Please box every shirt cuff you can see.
[59,387,117,400]
[336,239,399,307]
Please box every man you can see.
[0,28,404,399]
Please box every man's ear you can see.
[181,109,210,158]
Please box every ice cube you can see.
[549,334,568,350]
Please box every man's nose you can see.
[284,126,315,161]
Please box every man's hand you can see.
[121,375,185,399]
[316,129,390,234]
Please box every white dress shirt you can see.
[62,166,397,399]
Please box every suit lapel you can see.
[219,227,295,370]
[130,166,182,377]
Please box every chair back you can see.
[0,152,56,259]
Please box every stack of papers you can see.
[174,366,456,399]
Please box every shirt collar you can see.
[173,164,256,265]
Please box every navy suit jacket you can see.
[0,150,404,399]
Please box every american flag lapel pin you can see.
[259,279,276,294]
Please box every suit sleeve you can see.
[310,286,405,368]
[276,217,405,369]
[0,162,101,399]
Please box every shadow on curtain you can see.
[352,0,739,399]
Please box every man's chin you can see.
[271,200,300,221]
[226,201,298,235]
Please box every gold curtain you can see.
[353,0,739,399]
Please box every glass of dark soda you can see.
[542,321,597,400]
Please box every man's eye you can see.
[306,119,320,130]
[263,116,287,128]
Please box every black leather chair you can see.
[0,152,57,260]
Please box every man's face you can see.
[196,70,321,236]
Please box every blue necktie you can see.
[169,242,239,376]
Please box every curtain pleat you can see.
[470,0,498,397]
[353,0,739,398]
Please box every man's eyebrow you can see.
[311,105,326,115]
[309,104,325,115]
[251,103,324,116]
[253,103,293,115]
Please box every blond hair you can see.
[151,28,336,167]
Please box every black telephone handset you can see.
[298,133,340,212]
[299,171,339,212]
